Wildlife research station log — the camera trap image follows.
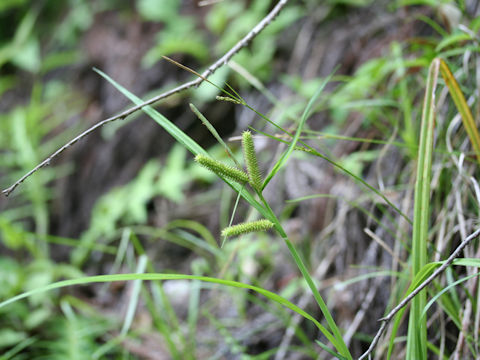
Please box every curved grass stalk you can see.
[405,56,439,360]
[0,273,339,351]
[257,192,352,359]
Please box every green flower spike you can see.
[216,96,242,105]
[242,131,263,192]
[195,154,249,184]
[221,219,274,238]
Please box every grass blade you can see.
[256,193,352,359]
[0,273,337,346]
[94,68,204,155]
[420,272,480,321]
[189,103,241,167]
[120,254,147,335]
[94,68,270,223]
[300,145,412,225]
[262,71,334,190]
[438,58,480,163]
[251,121,413,225]
[315,340,349,360]
[406,57,439,360]
[387,257,480,358]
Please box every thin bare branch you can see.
[2,0,290,197]
[358,227,480,360]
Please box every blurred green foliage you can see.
[140,0,209,65]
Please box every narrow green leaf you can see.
[387,256,480,358]
[189,103,241,167]
[435,33,472,52]
[94,68,271,223]
[94,68,204,155]
[301,146,412,225]
[258,203,351,359]
[451,258,480,267]
[315,340,349,360]
[407,57,439,360]
[249,125,412,225]
[0,273,337,345]
[121,255,147,335]
[421,272,480,321]
[438,58,480,163]
[262,71,334,190]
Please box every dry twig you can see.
[358,227,480,360]
[2,0,290,197]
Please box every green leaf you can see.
[0,273,336,346]
[11,37,41,73]
[339,150,380,177]
[315,340,349,360]
[0,329,27,348]
[436,32,472,52]
[388,257,480,358]
[262,71,334,189]
[0,0,27,12]
[406,57,438,359]
[421,272,480,321]
[142,17,208,66]
[157,144,189,203]
[0,8,38,70]
[438,59,480,163]
[94,68,269,222]
[136,0,180,22]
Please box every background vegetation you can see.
[1,0,480,359]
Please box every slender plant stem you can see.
[257,193,351,359]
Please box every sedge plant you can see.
[0,67,353,359]
[109,67,352,358]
